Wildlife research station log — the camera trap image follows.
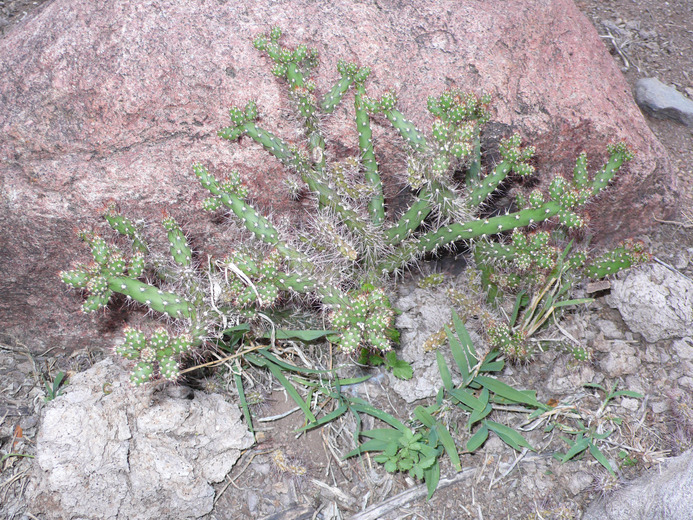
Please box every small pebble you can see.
[620,397,641,411]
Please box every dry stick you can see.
[348,468,475,520]
[179,343,266,374]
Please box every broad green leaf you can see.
[445,324,470,382]
[486,420,534,451]
[450,387,484,412]
[349,400,408,432]
[589,442,616,476]
[399,458,414,471]
[424,460,441,500]
[234,372,254,433]
[299,403,348,431]
[392,359,414,380]
[611,390,644,399]
[560,435,590,462]
[467,423,489,452]
[414,405,436,428]
[266,329,336,341]
[343,438,391,459]
[479,360,504,372]
[434,424,461,471]
[257,348,329,375]
[509,290,527,327]
[437,351,454,392]
[475,375,545,409]
[468,402,492,427]
[553,298,593,308]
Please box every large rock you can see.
[27,358,255,520]
[583,449,693,520]
[0,0,675,353]
[607,263,693,343]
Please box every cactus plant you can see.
[62,27,634,382]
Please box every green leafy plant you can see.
[444,235,650,361]
[61,27,634,386]
[544,382,644,476]
[344,311,548,498]
[43,371,68,402]
[359,349,413,380]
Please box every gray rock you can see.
[606,263,693,343]
[390,280,483,403]
[673,338,693,360]
[583,449,693,520]
[635,77,693,127]
[27,358,255,520]
[389,284,456,403]
[597,341,641,377]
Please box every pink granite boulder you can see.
[0,0,675,353]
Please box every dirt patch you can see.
[2,0,693,519]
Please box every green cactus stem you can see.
[104,205,148,254]
[354,84,385,225]
[584,239,650,279]
[109,276,191,318]
[163,215,192,267]
[321,60,358,113]
[115,326,193,386]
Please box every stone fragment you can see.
[27,358,254,520]
[673,337,693,360]
[635,77,693,128]
[390,283,460,403]
[597,341,641,377]
[594,319,625,340]
[583,449,693,520]
[607,264,693,343]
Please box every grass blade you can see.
[589,442,616,476]
[265,361,317,423]
[467,423,489,451]
[436,351,454,392]
[475,375,545,409]
[486,420,534,451]
[234,371,254,433]
[434,423,461,471]
[445,324,470,381]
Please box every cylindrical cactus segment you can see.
[329,285,396,353]
[498,133,535,176]
[572,152,589,189]
[584,239,649,279]
[416,202,562,253]
[590,142,634,196]
[130,362,154,386]
[82,291,113,313]
[107,276,191,318]
[104,206,148,254]
[80,232,112,267]
[194,164,281,245]
[322,72,353,113]
[116,327,146,359]
[162,216,192,267]
[60,267,91,289]
[354,87,385,225]
[128,251,146,278]
[469,161,512,208]
[384,197,432,245]
[383,109,428,155]
[377,201,563,274]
